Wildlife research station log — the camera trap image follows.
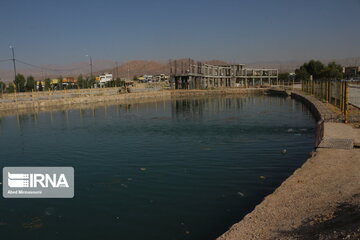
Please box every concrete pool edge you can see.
[216,90,360,240]
[0,88,267,117]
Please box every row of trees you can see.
[277,60,344,83]
[294,60,343,81]
[0,74,127,93]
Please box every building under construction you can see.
[170,60,278,89]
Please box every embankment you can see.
[0,88,266,117]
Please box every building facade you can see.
[171,61,278,89]
[343,66,360,79]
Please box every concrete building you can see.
[170,60,278,89]
[343,66,360,79]
[154,74,169,82]
[62,77,76,86]
[95,73,113,87]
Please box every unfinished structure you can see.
[170,60,278,89]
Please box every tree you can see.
[44,78,51,90]
[295,60,344,80]
[25,76,36,91]
[7,83,15,93]
[295,66,311,81]
[0,81,6,92]
[77,75,86,88]
[295,60,325,80]
[14,73,26,92]
[278,73,290,82]
[38,81,43,91]
[321,61,343,79]
[303,60,325,79]
[115,77,122,87]
[58,76,63,90]
[88,76,95,88]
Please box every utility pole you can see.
[115,61,119,79]
[127,65,130,80]
[86,55,93,80]
[10,46,17,85]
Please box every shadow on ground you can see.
[276,194,360,240]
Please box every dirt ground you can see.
[217,124,360,240]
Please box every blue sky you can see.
[0,0,359,68]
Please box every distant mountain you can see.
[0,57,359,83]
[101,60,169,79]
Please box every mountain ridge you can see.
[0,57,359,83]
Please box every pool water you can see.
[0,95,315,240]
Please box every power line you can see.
[15,59,86,73]
[0,59,11,63]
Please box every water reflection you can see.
[4,95,313,130]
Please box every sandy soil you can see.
[324,122,360,146]
[217,124,360,240]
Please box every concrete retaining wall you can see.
[290,92,341,122]
[0,88,267,116]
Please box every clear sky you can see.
[0,0,359,68]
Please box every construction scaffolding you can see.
[170,59,278,89]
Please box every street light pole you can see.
[86,55,93,80]
[115,61,119,79]
[10,46,17,85]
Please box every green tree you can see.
[0,81,6,93]
[44,78,51,90]
[38,81,43,91]
[25,76,36,91]
[14,73,26,92]
[115,77,122,87]
[295,60,343,80]
[303,60,325,79]
[58,76,63,90]
[77,75,86,88]
[295,60,325,80]
[295,66,311,81]
[7,83,15,93]
[321,61,343,79]
[278,73,290,82]
[88,77,95,88]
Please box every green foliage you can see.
[0,81,6,92]
[302,60,325,79]
[115,77,122,87]
[38,81,43,91]
[295,67,311,81]
[321,61,343,79]
[278,73,290,82]
[25,76,36,91]
[77,75,87,89]
[14,73,26,92]
[88,76,95,88]
[56,76,63,90]
[7,83,15,93]
[295,60,343,80]
[44,78,51,90]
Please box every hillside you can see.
[0,57,359,83]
